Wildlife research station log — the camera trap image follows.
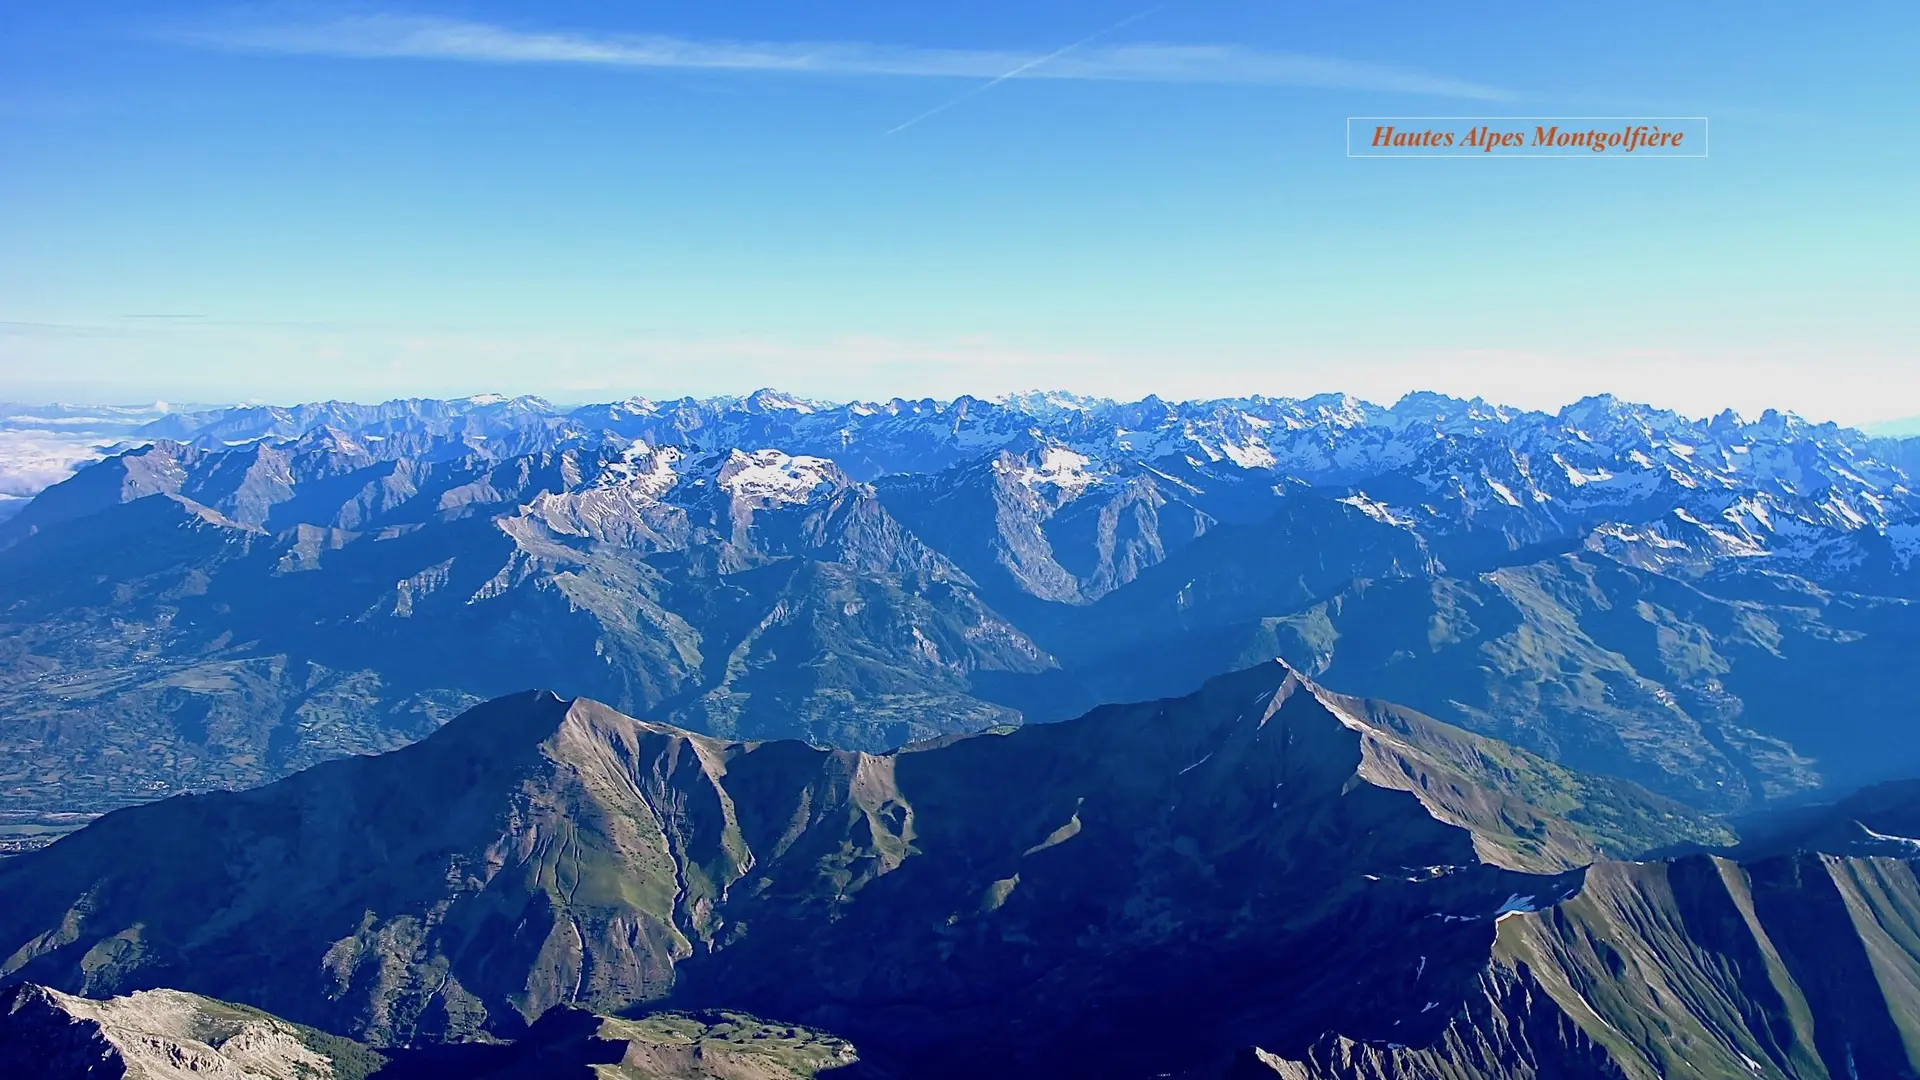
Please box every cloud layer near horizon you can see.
[165,12,1508,100]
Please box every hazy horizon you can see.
[3,384,1918,432]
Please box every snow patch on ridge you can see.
[1856,822,1920,852]
[1339,493,1412,526]
[1007,447,1101,494]
[1494,893,1539,921]
[1486,479,1523,508]
[596,440,682,498]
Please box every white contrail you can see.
[883,6,1164,136]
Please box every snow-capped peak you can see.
[742,388,817,415]
[713,448,836,504]
[594,440,682,498]
[996,390,1113,418]
[999,445,1101,494]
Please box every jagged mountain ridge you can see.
[16,387,1907,582]
[6,663,1917,1079]
[107,388,1920,579]
[2,389,1916,817]
[0,662,1729,1077]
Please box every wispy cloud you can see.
[163,12,1507,100]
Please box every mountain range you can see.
[4,381,1919,1077]
[2,663,1916,1078]
[1,390,1916,819]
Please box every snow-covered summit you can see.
[708,448,839,505]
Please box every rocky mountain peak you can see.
[741,388,816,415]
[705,448,841,506]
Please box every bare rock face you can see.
[0,982,379,1079]
[0,982,862,1080]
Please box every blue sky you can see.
[2,2,1916,422]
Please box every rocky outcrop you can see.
[0,982,382,1079]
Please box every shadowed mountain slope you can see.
[0,662,1722,1076]
[1007,553,1920,812]
[1255,851,1920,1080]
[1727,779,1920,862]
[3,662,1916,1078]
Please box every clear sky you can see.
[2,2,1916,422]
